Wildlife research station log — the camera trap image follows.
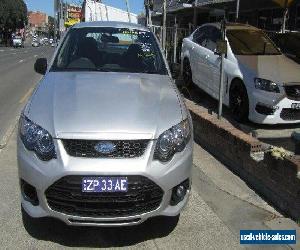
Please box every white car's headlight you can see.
[254,78,280,93]
[154,119,191,162]
[19,115,56,161]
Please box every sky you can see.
[24,0,144,17]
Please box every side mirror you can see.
[215,40,228,56]
[34,58,47,75]
[171,63,181,79]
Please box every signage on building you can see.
[65,4,82,27]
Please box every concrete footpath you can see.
[0,128,299,249]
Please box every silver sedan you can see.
[18,21,193,227]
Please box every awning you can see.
[196,0,235,6]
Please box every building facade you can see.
[28,11,48,35]
[28,11,48,28]
[65,4,82,27]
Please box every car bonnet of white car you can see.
[236,55,300,85]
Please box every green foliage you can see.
[0,0,28,31]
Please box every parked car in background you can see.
[18,21,193,227]
[39,38,45,45]
[43,37,49,45]
[181,23,300,124]
[32,41,40,47]
[12,36,24,48]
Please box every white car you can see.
[12,36,24,48]
[32,41,40,47]
[181,23,300,124]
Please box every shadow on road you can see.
[22,207,179,247]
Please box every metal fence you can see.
[150,25,191,63]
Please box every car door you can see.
[189,26,212,92]
[205,26,224,99]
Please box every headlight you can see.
[19,115,56,161]
[154,119,191,162]
[254,78,280,93]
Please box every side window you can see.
[192,27,208,47]
[205,27,222,52]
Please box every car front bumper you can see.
[249,90,300,124]
[17,136,193,227]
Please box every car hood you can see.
[25,72,184,140]
[236,55,300,85]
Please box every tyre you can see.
[182,59,193,88]
[229,80,249,122]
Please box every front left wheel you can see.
[229,81,249,122]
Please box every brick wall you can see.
[186,99,300,220]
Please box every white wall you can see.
[84,0,138,23]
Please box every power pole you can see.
[235,0,240,21]
[125,0,131,23]
[218,19,226,120]
[193,0,198,29]
[162,0,167,53]
[54,0,58,39]
[145,0,150,27]
[282,0,289,33]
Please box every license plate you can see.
[82,177,128,193]
[291,103,300,109]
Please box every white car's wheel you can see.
[229,80,249,122]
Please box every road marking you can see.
[19,59,24,63]
[0,50,4,52]
[19,87,35,104]
[34,55,38,57]
[24,50,28,53]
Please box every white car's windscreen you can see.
[227,29,281,56]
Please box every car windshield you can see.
[51,27,167,75]
[227,29,281,55]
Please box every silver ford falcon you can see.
[18,21,193,227]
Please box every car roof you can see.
[73,21,149,32]
[201,22,260,31]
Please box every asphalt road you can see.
[0,45,54,148]
[0,45,298,249]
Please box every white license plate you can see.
[291,103,300,110]
[82,177,128,193]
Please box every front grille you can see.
[280,109,300,121]
[285,85,300,101]
[45,176,164,217]
[62,140,149,158]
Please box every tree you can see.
[48,16,55,38]
[0,0,27,45]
